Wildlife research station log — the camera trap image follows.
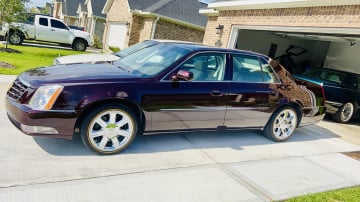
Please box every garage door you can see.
[228,26,360,74]
[107,23,127,50]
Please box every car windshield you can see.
[301,68,322,77]
[114,43,192,77]
[115,40,159,58]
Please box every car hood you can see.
[19,63,138,87]
[54,53,120,65]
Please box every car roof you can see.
[158,41,270,60]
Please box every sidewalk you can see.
[0,75,16,110]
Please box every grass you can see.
[0,44,84,75]
[286,186,360,202]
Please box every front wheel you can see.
[333,102,355,123]
[72,39,87,51]
[9,32,23,45]
[80,104,138,154]
[263,107,298,142]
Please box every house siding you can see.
[155,20,205,43]
[203,5,360,47]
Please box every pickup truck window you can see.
[39,17,48,26]
[51,20,68,30]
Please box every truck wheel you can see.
[9,32,23,45]
[72,39,87,51]
[80,103,138,155]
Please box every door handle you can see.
[211,90,223,96]
[50,29,55,31]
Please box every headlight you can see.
[29,85,63,110]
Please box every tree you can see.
[0,0,27,49]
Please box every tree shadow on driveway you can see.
[32,124,343,156]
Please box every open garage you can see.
[201,0,360,73]
[228,26,360,74]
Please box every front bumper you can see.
[6,97,77,140]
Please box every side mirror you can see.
[171,70,193,81]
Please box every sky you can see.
[26,0,52,8]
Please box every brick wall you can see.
[154,20,205,43]
[203,5,360,47]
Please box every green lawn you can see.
[0,44,84,75]
[287,186,360,202]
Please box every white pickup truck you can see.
[0,14,93,51]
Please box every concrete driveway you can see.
[1,75,360,202]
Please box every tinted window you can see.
[51,19,67,29]
[177,53,226,81]
[232,54,263,83]
[39,17,48,26]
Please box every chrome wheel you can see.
[83,106,137,154]
[339,102,354,123]
[264,107,299,142]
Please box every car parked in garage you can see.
[6,42,326,154]
[295,68,360,123]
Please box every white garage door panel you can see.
[107,23,127,50]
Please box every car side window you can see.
[232,54,264,83]
[51,19,68,30]
[178,53,226,81]
[39,17,48,26]
[260,58,280,83]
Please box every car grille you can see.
[7,79,29,101]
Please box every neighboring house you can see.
[53,0,81,26]
[201,0,360,74]
[102,0,208,50]
[82,0,107,43]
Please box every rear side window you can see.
[39,17,48,26]
[233,54,278,83]
[51,19,67,29]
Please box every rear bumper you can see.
[300,106,326,127]
[6,97,77,140]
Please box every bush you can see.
[109,46,120,53]
[93,35,102,49]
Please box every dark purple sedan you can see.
[6,42,326,154]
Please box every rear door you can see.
[225,54,280,128]
[35,17,51,41]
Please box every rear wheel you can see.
[9,32,23,45]
[80,104,138,154]
[72,39,87,51]
[263,107,298,142]
[333,102,355,123]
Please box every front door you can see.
[143,53,229,131]
[50,19,70,44]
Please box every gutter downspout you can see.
[151,15,160,39]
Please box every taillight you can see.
[320,83,326,104]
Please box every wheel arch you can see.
[270,101,303,128]
[73,98,146,137]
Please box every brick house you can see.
[102,0,208,50]
[201,0,360,73]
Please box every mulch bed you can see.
[0,47,21,53]
[344,151,360,161]
[0,61,15,69]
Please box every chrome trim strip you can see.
[325,100,343,106]
[160,107,227,111]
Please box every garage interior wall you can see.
[236,30,330,69]
[325,42,360,73]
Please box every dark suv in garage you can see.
[295,68,360,123]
